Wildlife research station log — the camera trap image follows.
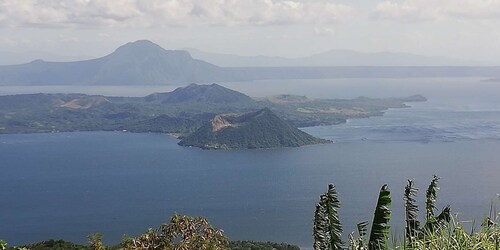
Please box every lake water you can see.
[1,78,500,248]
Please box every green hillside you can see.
[178,108,330,149]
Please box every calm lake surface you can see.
[1,78,500,248]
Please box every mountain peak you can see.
[110,40,195,63]
[254,107,272,115]
[0,40,222,85]
[179,108,330,149]
[159,83,253,104]
[112,40,165,56]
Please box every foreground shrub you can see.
[229,241,300,250]
[122,214,229,250]
[404,215,500,250]
[314,176,500,250]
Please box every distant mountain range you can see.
[0,50,94,66]
[0,40,226,85]
[186,48,478,67]
[1,40,500,85]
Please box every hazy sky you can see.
[1,0,500,63]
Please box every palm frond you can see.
[369,184,392,250]
[358,221,369,240]
[425,175,440,221]
[325,184,344,250]
[357,221,369,250]
[404,179,420,243]
[313,184,344,250]
[436,205,451,226]
[314,194,331,250]
[424,176,453,233]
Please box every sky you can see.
[1,0,500,63]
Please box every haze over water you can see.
[1,78,500,248]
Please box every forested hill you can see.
[144,83,254,104]
[178,108,330,149]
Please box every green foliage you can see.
[122,214,229,250]
[403,214,500,250]
[425,176,439,224]
[3,239,299,250]
[313,184,344,250]
[435,205,451,226]
[179,108,329,149]
[314,194,332,250]
[229,241,300,250]
[348,221,369,250]
[424,176,451,234]
[13,239,91,250]
[88,234,106,250]
[314,177,500,250]
[325,185,344,250]
[404,180,420,244]
[152,83,254,104]
[0,87,425,137]
[313,184,393,250]
[369,184,392,250]
[1,240,7,250]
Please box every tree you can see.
[123,214,229,250]
[88,233,106,250]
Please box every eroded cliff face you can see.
[210,114,240,132]
[179,108,330,150]
[59,96,109,109]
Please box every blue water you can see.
[1,78,500,248]
[302,101,500,143]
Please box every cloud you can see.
[0,0,354,28]
[0,0,143,28]
[373,0,500,22]
[314,26,335,36]
[0,37,17,47]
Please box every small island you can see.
[179,108,330,149]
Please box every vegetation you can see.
[314,177,500,250]
[229,241,300,250]
[0,84,426,138]
[9,239,94,250]
[88,234,106,250]
[2,214,299,250]
[4,240,301,250]
[121,214,229,250]
[313,184,343,250]
[368,184,392,249]
[178,108,330,149]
